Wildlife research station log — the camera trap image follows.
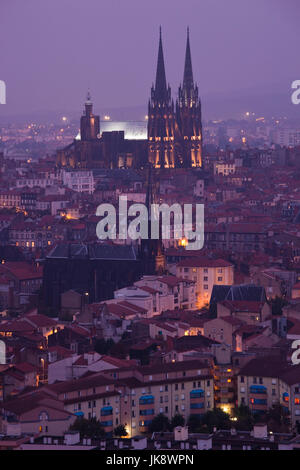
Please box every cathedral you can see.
[56,28,203,170]
[148,28,203,169]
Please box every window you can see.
[39,412,49,421]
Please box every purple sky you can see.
[0,0,299,118]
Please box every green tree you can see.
[265,403,290,433]
[170,414,185,430]
[114,424,128,437]
[94,338,115,355]
[201,408,231,432]
[69,417,105,439]
[149,413,170,433]
[187,414,202,433]
[232,405,254,431]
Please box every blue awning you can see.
[75,411,84,416]
[250,385,267,392]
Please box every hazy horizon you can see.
[0,0,299,121]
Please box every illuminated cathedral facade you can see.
[56,28,202,170]
[148,28,203,169]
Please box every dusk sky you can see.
[0,0,299,119]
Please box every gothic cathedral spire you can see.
[154,26,168,103]
[147,28,177,169]
[176,28,203,167]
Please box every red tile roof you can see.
[177,257,233,268]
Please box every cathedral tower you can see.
[80,91,100,141]
[176,28,203,167]
[147,28,178,168]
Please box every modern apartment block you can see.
[237,358,300,430]
[44,360,214,437]
[176,258,234,308]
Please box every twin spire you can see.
[154,27,168,101]
[183,27,194,92]
[154,27,194,101]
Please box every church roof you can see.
[46,243,138,261]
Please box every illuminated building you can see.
[56,91,147,169]
[176,28,203,168]
[147,28,178,168]
[148,28,203,169]
[57,29,203,170]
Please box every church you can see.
[56,28,203,170]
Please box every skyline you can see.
[0,0,299,120]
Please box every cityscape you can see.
[0,0,300,455]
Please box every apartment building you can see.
[134,275,196,311]
[204,224,267,253]
[203,316,244,348]
[237,357,300,430]
[213,162,236,176]
[62,170,95,194]
[101,360,214,437]
[0,191,21,210]
[44,360,214,438]
[176,258,234,308]
[217,300,271,325]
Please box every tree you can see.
[201,408,231,432]
[114,425,128,437]
[170,414,185,430]
[232,405,254,431]
[149,413,170,433]
[94,338,115,355]
[69,417,105,439]
[187,414,202,433]
[265,403,290,433]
